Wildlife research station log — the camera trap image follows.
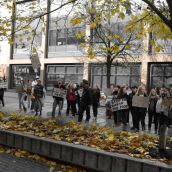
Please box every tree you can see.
[71,0,141,88]
[0,0,78,44]
[142,0,172,32]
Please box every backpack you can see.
[69,93,75,102]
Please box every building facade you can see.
[1,0,172,91]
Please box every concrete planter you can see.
[0,129,171,172]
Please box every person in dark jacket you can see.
[148,88,159,133]
[92,85,100,120]
[117,87,129,130]
[0,87,5,107]
[78,79,93,123]
[66,84,72,116]
[113,86,120,125]
[128,86,138,130]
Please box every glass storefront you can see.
[149,63,172,89]
[90,63,141,91]
[46,64,84,90]
[11,65,40,88]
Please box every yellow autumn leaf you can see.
[112,45,119,53]
[108,134,114,141]
[90,23,97,29]
[70,17,83,26]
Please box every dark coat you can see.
[0,88,4,96]
[80,88,93,105]
[92,89,100,104]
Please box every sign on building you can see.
[30,54,41,70]
[132,96,149,108]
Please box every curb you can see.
[0,130,172,172]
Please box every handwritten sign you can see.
[106,97,129,112]
[132,96,149,108]
[162,98,172,106]
[52,88,66,98]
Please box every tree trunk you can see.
[106,56,111,88]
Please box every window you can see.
[149,63,172,89]
[46,65,84,90]
[91,63,141,90]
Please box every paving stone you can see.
[0,132,7,145]
[98,154,112,172]
[112,157,126,172]
[142,164,159,172]
[14,135,23,149]
[23,136,32,152]
[72,148,85,166]
[40,140,50,156]
[50,143,61,159]
[31,139,41,154]
[127,160,142,172]
[61,145,73,162]
[85,151,98,169]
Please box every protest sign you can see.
[110,98,129,112]
[132,96,149,108]
[52,88,66,98]
[162,98,172,106]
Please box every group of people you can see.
[16,77,46,116]
[106,84,172,133]
[1,76,172,134]
[51,79,100,123]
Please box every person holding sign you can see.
[148,89,159,133]
[128,86,138,130]
[51,81,65,118]
[117,87,129,130]
[134,86,148,132]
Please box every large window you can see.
[149,63,172,89]
[11,65,40,88]
[46,65,84,90]
[13,1,43,58]
[90,63,141,90]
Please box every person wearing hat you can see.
[78,79,93,123]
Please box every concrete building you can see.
[1,0,172,91]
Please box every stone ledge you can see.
[0,129,172,172]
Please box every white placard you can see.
[52,88,66,98]
[106,97,129,112]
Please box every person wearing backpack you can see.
[68,85,77,117]
[148,88,159,133]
